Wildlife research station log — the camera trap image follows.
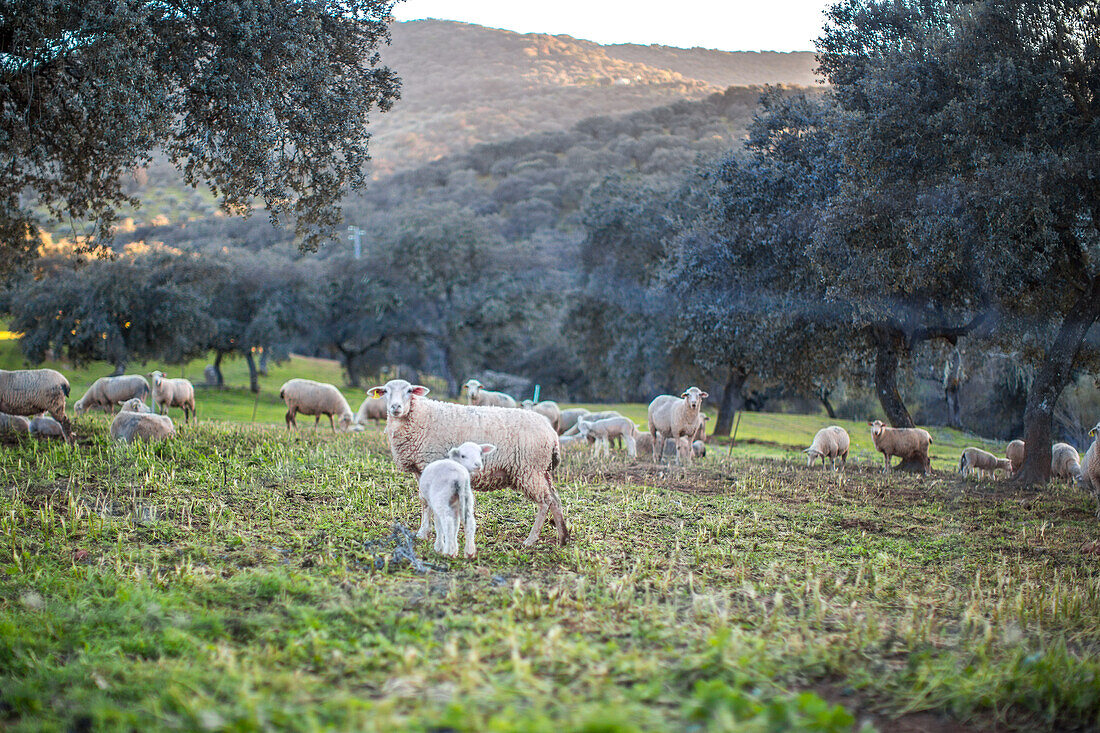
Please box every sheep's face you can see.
[521,400,535,409]
[576,420,591,437]
[804,448,821,465]
[1091,423,1100,439]
[448,441,496,473]
[368,379,430,419]
[74,399,87,416]
[869,420,887,437]
[337,413,355,432]
[680,387,708,411]
[150,371,164,388]
[463,379,482,400]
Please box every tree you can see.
[1,0,400,277]
[818,0,1100,483]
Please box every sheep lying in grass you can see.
[558,408,591,435]
[869,420,932,474]
[369,379,567,546]
[355,394,387,426]
[692,440,706,458]
[958,447,1012,479]
[804,426,850,471]
[1006,440,1026,475]
[1051,443,1083,482]
[577,416,640,458]
[635,433,693,463]
[110,401,176,443]
[1079,423,1099,495]
[522,399,562,432]
[280,378,355,433]
[0,368,73,443]
[29,415,65,439]
[418,441,494,558]
[463,379,517,408]
[74,375,150,415]
[0,413,30,434]
[149,371,195,423]
[647,387,707,464]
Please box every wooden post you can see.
[728,411,742,456]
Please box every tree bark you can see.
[943,349,963,429]
[439,342,459,398]
[714,367,746,436]
[110,361,126,377]
[212,351,225,387]
[245,351,260,394]
[873,326,915,428]
[1015,277,1100,486]
[820,390,837,419]
[258,348,270,376]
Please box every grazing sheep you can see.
[119,398,153,413]
[958,447,1012,479]
[558,408,591,435]
[29,415,65,439]
[417,441,494,558]
[692,440,706,458]
[1006,440,1026,474]
[0,413,30,434]
[368,379,567,546]
[462,379,518,409]
[148,371,195,423]
[522,399,562,433]
[561,410,623,438]
[0,368,73,443]
[355,394,387,426]
[279,378,355,433]
[869,420,933,474]
[804,426,851,471]
[1079,424,1098,494]
[1051,442,1083,482]
[110,409,175,443]
[577,416,641,458]
[647,387,708,464]
[73,375,150,415]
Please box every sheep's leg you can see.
[625,434,636,458]
[523,500,551,547]
[651,430,660,463]
[313,415,321,431]
[882,453,890,473]
[416,497,431,540]
[285,408,297,430]
[549,487,568,545]
[327,414,336,434]
[51,409,74,445]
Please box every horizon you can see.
[391,1,834,54]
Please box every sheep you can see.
[1079,424,1098,494]
[1006,439,1026,475]
[368,379,567,546]
[280,378,355,433]
[110,409,175,443]
[355,394,387,426]
[635,432,693,463]
[958,447,1012,479]
[692,440,706,458]
[148,371,195,423]
[804,426,851,471]
[522,399,562,433]
[417,441,494,558]
[29,415,65,439]
[119,398,153,413]
[868,420,933,474]
[558,434,589,452]
[0,368,73,443]
[561,410,623,437]
[694,414,709,443]
[1051,442,1083,482]
[576,416,641,458]
[462,379,518,409]
[647,387,708,464]
[0,413,30,434]
[73,375,150,415]
[558,408,591,435]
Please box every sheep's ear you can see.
[447,447,460,460]
[699,391,708,399]
[367,386,385,399]
[410,385,430,397]
[680,391,689,398]
[480,443,496,456]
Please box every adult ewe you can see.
[522,399,562,433]
[804,426,850,471]
[1051,443,1083,482]
[0,369,73,443]
[149,371,195,423]
[869,420,933,474]
[369,379,567,547]
[1079,423,1099,495]
[280,378,355,433]
[110,401,176,443]
[1006,440,1026,475]
[462,379,517,408]
[647,387,708,464]
[73,375,150,414]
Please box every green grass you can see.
[1,418,1099,731]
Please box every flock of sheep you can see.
[2,365,1098,556]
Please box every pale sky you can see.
[392,1,835,53]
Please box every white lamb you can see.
[368,379,567,546]
[576,416,640,458]
[417,441,495,558]
[463,379,518,408]
[148,371,195,423]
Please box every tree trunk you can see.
[212,351,225,387]
[245,351,260,394]
[1015,277,1100,486]
[714,367,746,437]
[820,389,837,419]
[943,348,963,429]
[439,342,459,398]
[873,327,915,428]
[110,361,126,377]
[258,348,270,376]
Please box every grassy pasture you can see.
[1,418,1099,732]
